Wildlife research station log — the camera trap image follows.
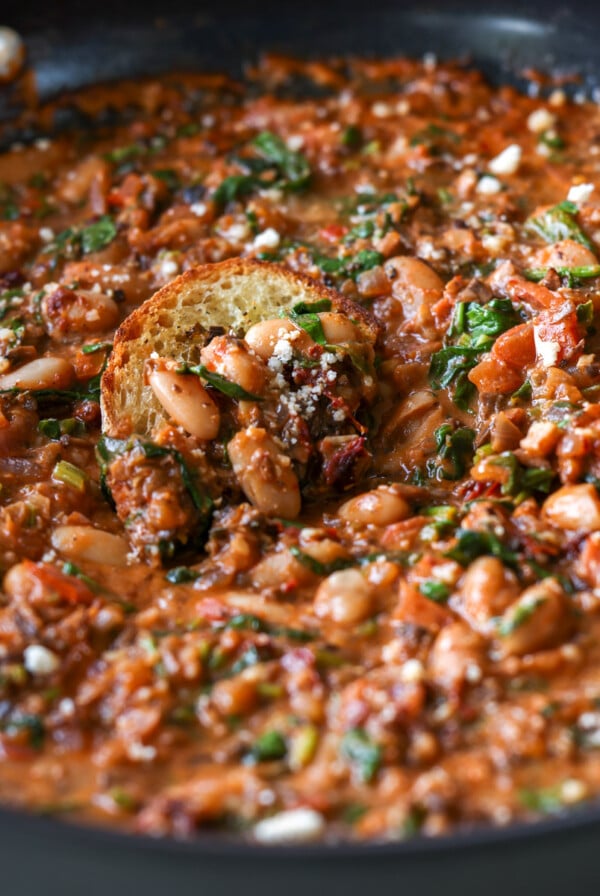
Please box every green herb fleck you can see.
[251,730,287,762]
[526,200,595,253]
[341,728,382,783]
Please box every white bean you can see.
[0,356,74,391]
[147,361,220,440]
[317,312,362,344]
[543,483,600,532]
[497,580,570,657]
[384,256,444,320]
[228,426,301,518]
[313,568,374,625]
[245,318,309,360]
[42,286,119,336]
[51,525,129,567]
[457,556,520,635]
[201,335,267,396]
[338,485,411,527]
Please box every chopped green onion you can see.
[419,580,450,603]
[251,730,287,761]
[341,728,382,783]
[52,460,87,491]
[165,566,200,584]
[499,596,546,636]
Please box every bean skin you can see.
[201,335,268,396]
[228,426,301,518]
[0,356,74,391]
[51,525,130,567]
[146,359,220,441]
[313,568,374,625]
[338,485,411,527]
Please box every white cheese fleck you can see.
[476,175,502,195]
[400,658,425,683]
[465,663,482,683]
[533,326,559,367]
[585,728,600,748]
[127,742,157,762]
[252,227,280,250]
[190,201,207,217]
[567,182,595,204]
[579,711,600,730]
[561,778,588,804]
[417,238,446,260]
[24,644,60,676]
[39,227,54,243]
[159,258,179,278]
[527,108,556,134]
[481,233,507,254]
[259,188,284,203]
[58,698,75,718]
[223,222,249,243]
[271,336,294,365]
[372,101,392,118]
[253,808,325,844]
[286,134,304,151]
[488,144,522,176]
[258,788,277,807]
[549,89,567,108]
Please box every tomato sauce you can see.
[1,54,600,843]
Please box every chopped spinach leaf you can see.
[490,452,556,499]
[251,730,287,761]
[213,174,258,206]
[445,529,518,568]
[526,200,596,253]
[165,566,200,584]
[289,546,353,576]
[252,131,311,191]
[1,713,45,749]
[341,125,362,148]
[183,363,263,401]
[428,345,480,410]
[432,423,475,480]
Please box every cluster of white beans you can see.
[0,285,120,390]
[146,312,367,518]
[311,486,413,625]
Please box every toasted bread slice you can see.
[101,258,376,438]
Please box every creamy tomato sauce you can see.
[2,56,600,843]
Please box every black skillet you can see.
[0,1,599,892]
